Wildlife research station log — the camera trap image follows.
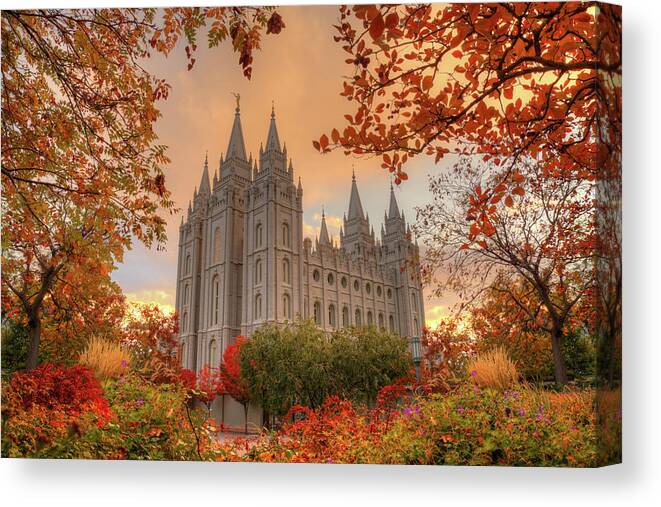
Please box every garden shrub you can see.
[1,363,111,457]
[66,373,214,461]
[466,348,518,390]
[230,384,598,467]
[79,337,132,381]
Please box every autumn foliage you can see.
[318,3,621,194]
[220,336,251,433]
[2,363,110,425]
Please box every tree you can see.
[239,320,412,419]
[316,3,621,194]
[220,336,251,434]
[420,318,475,392]
[470,280,554,381]
[121,303,180,369]
[330,326,412,406]
[1,8,283,369]
[316,2,621,385]
[193,364,223,418]
[415,157,594,384]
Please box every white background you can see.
[1,0,659,505]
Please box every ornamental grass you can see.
[79,337,131,381]
[467,348,519,390]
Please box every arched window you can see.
[282,293,291,319]
[328,304,336,327]
[353,280,360,292]
[184,283,190,305]
[183,312,188,332]
[378,312,385,330]
[342,306,349,327]
[209,339,217,366]
[377,286,382,297]
[367,311,373,326]
[255,222,263,248]
[255,258,262,284]
[213,226,221,263]
[282,222,290,247]
[366,283,371,295]
[282,258,290,284]
[255,294,262,319]
[389,315,395,332]
[414,318,419,335]
[212,275,220,325]
[355,308,362,327]
[313,269,320,282]
[185,254,191,275]
[412,294,417,312]
[313,301,322,325]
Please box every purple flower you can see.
[136,398,145,407]
[326,458,333,464]
[517,408,525,417]
[470,370,477,377]
[505,407,512,417]
[456,406,465,415]
[121,359,128,368]
[402,407,412,417]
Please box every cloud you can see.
[124,289,176,315]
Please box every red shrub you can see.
[4,363,110,424]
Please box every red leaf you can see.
[369,14,385,40]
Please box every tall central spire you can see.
[347,170,365,220]
[265,101,281,152]
[226,103,247,161]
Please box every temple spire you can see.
[226,102,247,160]
[347,170,365,220]
[319,206,331,245]
[388,182,400,218]
[198,151,210,194]
[266,101,281,152]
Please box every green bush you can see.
[239,320,412,417]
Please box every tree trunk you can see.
[550,324,568,386]
[243,404,249,434]
[25,306,42,371]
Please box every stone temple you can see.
[175,102,425,429]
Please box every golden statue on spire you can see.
[231,92,240,110]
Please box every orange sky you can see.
[112,5,456,327]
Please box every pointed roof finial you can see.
[319,207,331,245]
[352,164,356,182]
[388,181,400,219]
[347,171,365,220]
[271,100,275,119]
[266,101,281,152]
[226,98,247,161]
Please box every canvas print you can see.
[1,2,621,466]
